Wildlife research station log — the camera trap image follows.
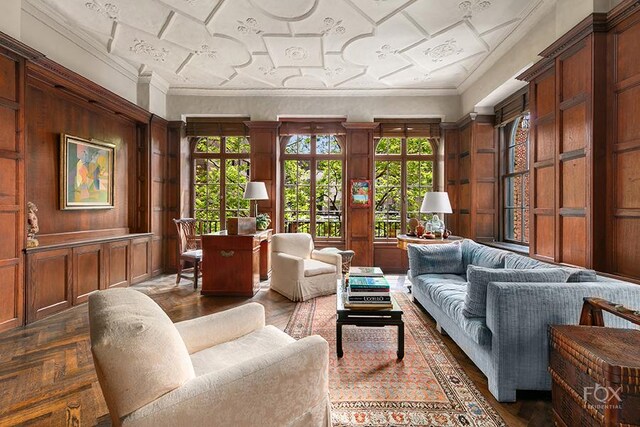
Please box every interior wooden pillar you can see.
[165,121,184,272]
[442,124,460,236]
[150,115,168,276]
[344,122,378,267]
[246,121,281,232]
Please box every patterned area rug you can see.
[285,292,505,427]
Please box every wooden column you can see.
[165,121,184,272]
[246,121,280,232]
[344,123,378,267]
[150,115,168,276]
[442,124,460,235]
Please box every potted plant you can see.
[256,213,271,231]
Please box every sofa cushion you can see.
[407,242,465,275]
[420,280,491,346]
[464,266,573,318]
[88,289,196,418]
[412,273,467,289]
[190,325,295,375]
[505,253,598,282]
[272,233,313,259]
[462,239,508,269]
[303,259,336,277]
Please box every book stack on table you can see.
[345,275,392,309]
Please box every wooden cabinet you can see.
[25,234,152,323]
[201,230,271,297]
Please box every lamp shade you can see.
[420,192,452,214]
[243,182,269,200]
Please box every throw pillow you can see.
[463,265,573,318]
[407,242,465,276]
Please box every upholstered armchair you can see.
[88,289,331,427]
[270,233,342,301]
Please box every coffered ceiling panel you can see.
[34,0,544,94]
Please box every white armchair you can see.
[270,233,342,301]
[88,289,331,427]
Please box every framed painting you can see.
[350,179,371,208]
[60,134,115,210]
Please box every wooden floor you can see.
[0,274,552,426]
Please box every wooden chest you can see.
[226,217,256,235]
[549,325,640,427]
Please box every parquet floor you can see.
[0,275,552,426]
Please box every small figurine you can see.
[27,201,40,248]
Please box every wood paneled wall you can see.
[606,7,640,280]
[443,115,498,242]
[0,46,27,333]
[345,123,378,267]
[519,1,640,282]
[0,32,169,331]
[247,121,280,232]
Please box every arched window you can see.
[191,135,251,233]
[501,113,530,244]
[281,134,344,240]
[374,136,435,239]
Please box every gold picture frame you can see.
[60,134,115,210]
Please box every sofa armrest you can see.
[174,303,265,354]
[272,252,305,279]
[311,250,342,276]
[485,281,640,401]
[122,335,330,427]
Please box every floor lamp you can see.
[243,181,269,217]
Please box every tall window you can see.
[501,113,530,244]
[282,134,344,240]
[192,135,251,233]
[374,137,435,239]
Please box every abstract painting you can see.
[60,134,115,209]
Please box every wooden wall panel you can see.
[27,249,72,323]
[346,123,377,267]
[165,122,184,272]
[106,240,130,288]
[24,81,136,245]
[607,8,640,280]
[0,48,24,333]
[131,237,151,284]
[247,122,280,233]
[443,126,459,233]
[150,115,168,276]
[72,244,103,305]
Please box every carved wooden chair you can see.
[173,218,202,289]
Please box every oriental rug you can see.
[285,292,505,427]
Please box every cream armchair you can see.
[88,289,331,427]
[270,233,342,301]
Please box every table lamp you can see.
[243,181,269,217]
[420,192,452,237]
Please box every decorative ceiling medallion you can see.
[458,0,492,19]
[322,17,346,36]
[258,66,276,76]
[285,47,309,60]
[423,39,463,62]
[194,44,217,59]
[85,0,119,20]
[324,66,344,77]
[237,18,264,35]
[130,39,169,62]
[376,44,398,60]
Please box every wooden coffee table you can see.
[336,282,404,359]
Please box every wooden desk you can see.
[396,234,463,250]
[200,230,272,297]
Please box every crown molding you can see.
[166,87,459,97]
[23,0,139,84]
[139,71,170,94]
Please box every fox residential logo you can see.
[583,384,622,409]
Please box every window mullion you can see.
[310,136,317,238]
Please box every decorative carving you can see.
[458,0,492,19]
[85,0,119,20]
[324,66,344,77]
[285,47,308,60]
[376,44,398,60]
[194,44,217,59]
[258,66,276,76]
[237,18,264,35]
[130,39,169,62]
[322,17,346,36]
[423,39,463,62]
[27,202,39,248]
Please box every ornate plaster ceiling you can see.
[35,0,542,94]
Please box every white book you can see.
[348,266,384,277]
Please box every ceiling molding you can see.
[167,87,459,97]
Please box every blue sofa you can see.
[408,239,640,402]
